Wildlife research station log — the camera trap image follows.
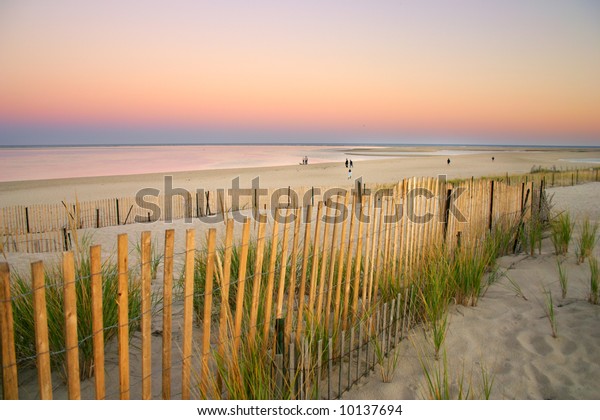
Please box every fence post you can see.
[276,208,291,322]
[141,231,152,400]
[117,234,130,399]
[218,220,235,362]
[181,229,195,400]
[162,229,175,400]
[488,180,495,232]
[0,263,18,399]
[233,219,251,352]
[249,215,267,346]
[263,215,280,341]
[25,207,30,233]
[62,251,81,399]
[200,228,217,398]
[275,318,285,398]
[90,245,105,400]
[32,260,52,399]
[116,199,120,225]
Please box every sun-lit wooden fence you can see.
[1,177,537,399]
[1,166,595,253]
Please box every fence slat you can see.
[181,229,195,400]
[316,201,332,325]
[233,218,251,352]
[117,234,130,400]
[276,208,291,320]
[90,245,105,400]
[162,229,175,400]
[32,260,52,400]
[307,202,323,329]
[141,231,152,400]
[262,214,280,341]
[295,205,313,344]
[63,251,81,399]
[285,209,302,346]
[218,220,234,358]
[332,193,350,334]
[248,215,267,346]
[200,228,217,397]
[350,197,365,325]
[0,263,18,399]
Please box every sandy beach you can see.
[1,146,599,206]
[1,146,600,400]
[343,182,600,400]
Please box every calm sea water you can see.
[0,145,373,182]
[0,144,491,182]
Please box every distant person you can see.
[345,158,348,168]
[348,168,352,179]
[492,156,495,162]
[304,156,308,165]
[447,158,451,165]
[349,159,353,168]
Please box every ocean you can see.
[0,144,496,182]
[0,144,377,182]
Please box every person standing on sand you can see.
[447,158,451,165]
[348,168,352,179]
[492,156,495,162]
[349,159,353,168]
[345,158,348,168]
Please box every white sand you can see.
[343,182,600,400]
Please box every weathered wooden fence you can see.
[2,166,592,253]
[1,177,535,399]
[0,184,348,253]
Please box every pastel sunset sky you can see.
[1,0,599,145]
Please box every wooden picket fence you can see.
[0,184,348,253]
[1,177,537,399]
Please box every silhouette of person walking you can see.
[492,156,495,162]
[349,159,353,168]
[345,158,348,168]
[348,168,352,179]
[447,158,451,165]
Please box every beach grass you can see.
[542,286,558,338]
[576,218,599,264]
[503,274,528,301]
[550,212,574,255]
[372,333,401,383]
[10,238,146,379]
[418,348,494,400]
[557,258,568,299]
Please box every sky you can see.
[0,0,599,146]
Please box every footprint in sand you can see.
[515,331,553,356]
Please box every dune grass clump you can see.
[542,286,558,338]
[589,257,599,305]
[419,349,494,400]
[550,212,574,256]
[557,259,568,299]
[451,243,493,307]
[372,333,401,383]
[10,243,145,379]
[576,218,599,264]
[202,336,282,400]
[414,251,452,360]
[522,215,545,257]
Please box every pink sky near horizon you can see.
[1,1,599,143]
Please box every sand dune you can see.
[344,183,600,399]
